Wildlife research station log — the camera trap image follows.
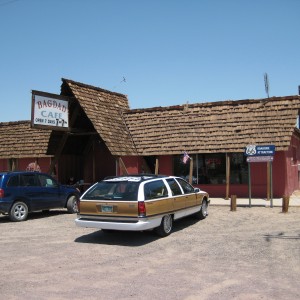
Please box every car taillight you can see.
[0,188,4,198]
[138,201,146,217]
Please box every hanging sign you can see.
[245,145,275,208]
[31,90,70,131]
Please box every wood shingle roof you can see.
[123,96,300,155]
[1,79,300,160]
[61,79,136,156]
[0,121,52,159]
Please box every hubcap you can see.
[202,201,207,216]
[14,205,26,219]
[73,201,78,212]
[163,215,172,233]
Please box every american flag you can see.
[183,151,190,164]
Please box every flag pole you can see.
[189,158,193,184]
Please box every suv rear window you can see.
[82,181,139,201]
[7,175,20,187]
[20,174,37,187]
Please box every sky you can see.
[1,0,300,122]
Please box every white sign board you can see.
[31,92,69,130]
[246,156,274,163]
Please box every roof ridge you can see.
[61,78,128,99]
[0,120,31,126]
[125,95,300,114]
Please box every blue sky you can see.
[1,0,300,122]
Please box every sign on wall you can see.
[31,90,69,130]
[246,156,274,162]
[245,145,275,157]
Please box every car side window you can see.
[7,175,19,187]
[166,178,182,196]
[144,180,168,200]
[176,178,195,194]
[20,174,37,186]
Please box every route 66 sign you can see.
[245,145,275,156]
[245,145,257,156]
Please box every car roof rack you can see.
[104,174,168,181]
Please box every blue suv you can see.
[0,171,80,222]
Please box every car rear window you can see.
[82,181,139,201]
[166,178,183,196]
[144,180,168,200]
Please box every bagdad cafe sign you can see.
[244,145,275,162]
[31,90,69,130]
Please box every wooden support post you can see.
[119,157,128,175]
[92,141,95,183]
[230,195,237,211]
[189,158,193,184]
[225,153,230,200]
[155,158,159,175]
[282,195,289,213]
[267,161,271,201]
[11,159,16,171]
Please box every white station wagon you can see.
[75,175,209,237]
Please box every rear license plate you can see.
[101,205,113,213]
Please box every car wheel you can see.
[155,214,173,237]
[9,202,29,222]
[195,199,208,220]
[67,196,78,213]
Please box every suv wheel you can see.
[67,195,78,213]
[9,202,29,222]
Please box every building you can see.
[0,120,53,173]
[1,78,300,198]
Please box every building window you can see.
[296,114,300,129]
[230,153,248,184]
[173,153,248,185]
[202,154,226,184]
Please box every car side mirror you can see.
[194,188,200,193]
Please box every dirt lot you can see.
[0,206,299,300]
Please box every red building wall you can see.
[284,134,300,196]
[115,134,300,198]
[158,155,173,175]
[0,159,7,171]
[197,151,292,198]
[0,157,51,173]
[120,156,140,175]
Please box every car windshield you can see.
[82,181,139,201]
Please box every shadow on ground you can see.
[74,216,202,246]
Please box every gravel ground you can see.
[0,206,299,300]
